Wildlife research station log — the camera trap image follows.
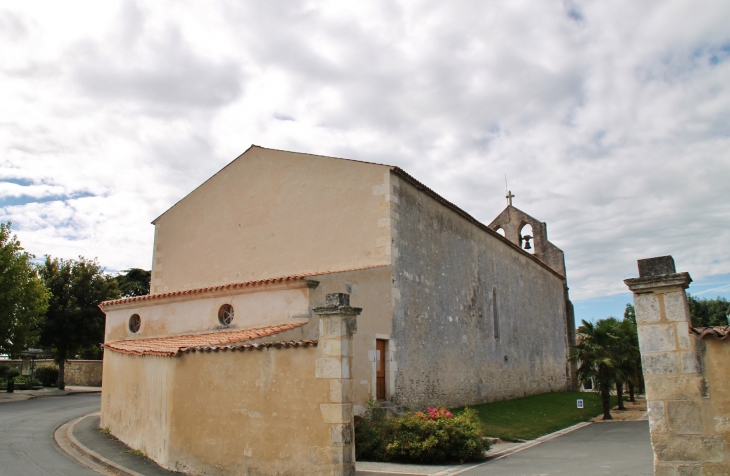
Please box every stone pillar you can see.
[312,293,361,476]
[625,256,723,475]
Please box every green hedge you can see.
[34,366,59,387]
[355,407,489,464]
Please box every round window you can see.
[129,314,141,333]
[218,304,234,326]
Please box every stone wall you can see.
[391,176,571,409]
[5,360,102,387]
[625,256,730,475]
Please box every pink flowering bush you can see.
[415,407,453,420]
[355,406,489,464]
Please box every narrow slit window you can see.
[492,288,500,339]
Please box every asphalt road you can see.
[0,393,101,476]
[0,395,652,476]
[462,421,653,476]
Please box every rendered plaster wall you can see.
[391,175,570,409]
[101,294,360,476]
[698,338,730,475]
[167,347,338,475]
[102,283,312,342]
[307,266,394,413]
[100,351,172,464]
[150,146,393,294]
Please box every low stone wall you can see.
[2,360,102,387]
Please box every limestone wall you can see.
[626,256,730,475]
[391,176,571,408]
[6,359,102,387]
[65,360,103,386]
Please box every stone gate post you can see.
[313,293,361,476]
[625,256,725,475]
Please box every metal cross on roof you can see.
[506,190,515,206]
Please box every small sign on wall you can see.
[577,399,584,409]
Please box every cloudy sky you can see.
[1,0,729,321]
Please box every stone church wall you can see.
[390,175,570,409]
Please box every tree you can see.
[688,295,729,328]
[621,304,643,402]
[570,318,627,420]
[114,268,151,297]
[0,222,49,356]
[38,256,119,389]
[624,303,636,325]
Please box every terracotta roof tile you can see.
[690,326,730,340]
[103,322,307,357]
[181,340,317,353]
[100,264,388,308]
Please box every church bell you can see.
[522,235,533,250]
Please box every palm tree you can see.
[570,318,626,420]
[618,317,642,403]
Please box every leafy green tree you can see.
[611,319,641,408]
[570,318,627,420]
[38,256,120,389]
[688,295,729,327]
[624,303,636,325]
[0,222,49,356]
[114,268,151,297]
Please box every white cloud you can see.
[0,0,728,300]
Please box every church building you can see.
[99,146,574,475]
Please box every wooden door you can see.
[376,340,386,400]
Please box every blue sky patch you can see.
[574,272,730,325]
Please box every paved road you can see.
[0,395,652,476]
[462,421,653,476]
[0,393,101,476]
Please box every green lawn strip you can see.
[453,392,618,442]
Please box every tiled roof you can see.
[689,326,730,340]
[103,323,307,357]
[181,340,317,354]
[100,264,389,308]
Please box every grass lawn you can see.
[454,391,619,442]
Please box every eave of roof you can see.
[103,322,308,357]
[100,264,389,309]
[690,326,730,340]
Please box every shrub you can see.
[13,376,42,388]
[355,412,393,462]
[0,363,19,381]
[35,366,59,387]
[355,407,489,464]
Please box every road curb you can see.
[55,411,145,476]
[445,421,594,476]
[57,414,594,476]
